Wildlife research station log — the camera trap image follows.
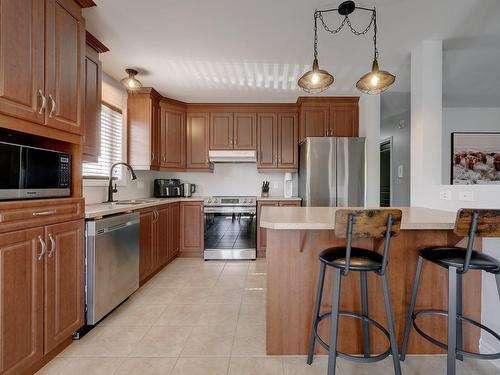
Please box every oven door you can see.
[204,206,257,260]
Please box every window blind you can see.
[83,103,123,179]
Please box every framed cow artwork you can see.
[451,132,500,185]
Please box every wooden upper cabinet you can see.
[234,112,257,150]
[277,112,298,170]
[45,0,85,134]
[299,98,359,141]
[187,112,211,170]
[331,104,359,137]
[0,227,44,375]
[257,113,277,169]
[82,44,102,162]
[127,89,162,170]
[0,0,45,125]
[210,112,234,150]
[180,202,204,257]
[161,104,186,169]
[44,220,84,353]
[299,104,329,141]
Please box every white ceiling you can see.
[83,0,500,104]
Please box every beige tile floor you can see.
[37,258,499,375]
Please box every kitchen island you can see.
[260,207,481,356]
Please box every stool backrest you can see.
[454,209,500,237]
[334,209,402,239]
[334,209,402,276]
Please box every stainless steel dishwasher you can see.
[85,212,140,325]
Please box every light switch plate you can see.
[459,191,474,201]
[440,190,452,200]
[398,165,404,178]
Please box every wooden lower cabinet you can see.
[139,203,182,284]
[0,219,84,375]
[257,200,301,257]
[180,201,204,257]
[0,227,44,375]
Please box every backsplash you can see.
[83,163,298,204]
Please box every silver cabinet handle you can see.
[32,210,56,217]
[37,235,46,260]
[48,234,56,257]
[151,152,155,161]
[48,94,56,118]
[38,89,46,114]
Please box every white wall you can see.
[411,40,500,367]
[359,94,380,207]
[442,107,500,183]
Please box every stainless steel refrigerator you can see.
[299,137,366,207]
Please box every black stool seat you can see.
[419,246,500,272]
[320,247,384,272]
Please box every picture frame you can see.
[451,132,500,185]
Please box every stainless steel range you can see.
[203,196,257,260]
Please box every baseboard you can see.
[480,336,500,370]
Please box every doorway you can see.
[380,138,392,207]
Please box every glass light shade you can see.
[120,69,143,90]
[356,59,395,95]
[298,59,334,94]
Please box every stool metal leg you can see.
[381,273,402,375]
[456,272,463,361]
[327,268,342,375]
[307,262,327,365]
[447,266,458,375]
[496,273,500,301]
[400,256,424,360]
[360,271,370,357]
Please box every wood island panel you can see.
[266,228,481,356]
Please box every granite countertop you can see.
[85,197,205,219]
[260,206,457,231]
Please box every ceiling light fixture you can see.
[120,68,143,90]
[298,1,395,95]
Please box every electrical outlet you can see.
[440,190,452,200]
[273,182,279,189]
[398,165,404,178]
[137,180,144,189]
[459,191,474,202]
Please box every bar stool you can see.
[400,209,500,375]
[307,209,403,375]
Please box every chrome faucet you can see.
[107,162,137,202]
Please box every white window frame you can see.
[83,101,128,187]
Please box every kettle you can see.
[182,183,196,197]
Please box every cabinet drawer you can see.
[0,198,84,233]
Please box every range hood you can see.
[208,150,256,163]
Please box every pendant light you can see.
[298,1,395,95]
[120,69,143,90]
[356,9,395,94]
[297,13,334,93]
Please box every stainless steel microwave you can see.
[0,141,71,200]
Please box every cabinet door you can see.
[234,112,256,150]
[299,105,329,141]
[0,0,45,124]
[156,207,169,267]
[256,201,279,257]
[187,112,210,169]
[83,45,101,162]
[45,0,85,134]
[139,211,155,282]
[0,227,44,375]
[180,202,204,257]
[257,113,277,169]
[161,107,186,169]
[44,220,84,352]
[331,105,358,137]
[150,99,161,168]
[210,112,234,150]
[277,112,298,169]
[168,203,180,260]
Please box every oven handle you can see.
[203,207,256,214]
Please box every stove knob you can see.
[207,199,212,204]
[242,199,247,204]
[213,198,218,203]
